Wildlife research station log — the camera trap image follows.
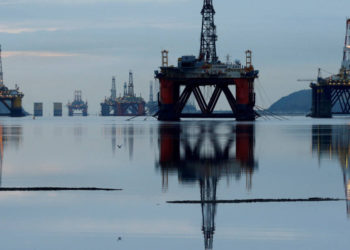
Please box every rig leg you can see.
[10,97,24,117]
[311,85,332,118]
[83,108,88,116]
[235,79,256,121]
[101,103,110,116]
[138,103,145,116]
[158,79,180,121]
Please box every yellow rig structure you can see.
[0,45,24,117]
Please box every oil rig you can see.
[67,90,88,116]
[310,19,350,118]
[145,81,159,115]
[101,72,145,116]
[0,45,25,117]
[155,0,259,121]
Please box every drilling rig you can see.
[0,45,25,117]
[67,90,88,116]
[101,72,145,116]
[155,0,259,121]
[146,81,159,115]
[310,19,350,118]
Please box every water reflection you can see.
[312,125,350,216]
[0,124,22,186]
[157,122,257,250]
[104,124,153,160]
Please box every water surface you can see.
[0,116,349,250]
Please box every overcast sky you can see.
[1,0,350,114]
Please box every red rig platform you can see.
[154,0,259,121]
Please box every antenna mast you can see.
[0,45,3,87]
[199,0,218,63]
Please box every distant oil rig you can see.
[101,71,145,116]
[145,80,158,115]
[67,90,88,116]
[310,19,350,118]
[0,45,25,117]
[155,0,259,121]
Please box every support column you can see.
[116,103,123,116]
[158,78,180,121]
[311,84,332,118]
[101,103,110,116]
[138,103,145,115]
[10,97,24,117]
[235,79,256,121]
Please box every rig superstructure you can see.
[0,45,25,117]
[101,72,145,116]
[310,19,350,118]
[155,0,259,121]
[67,90,88,116]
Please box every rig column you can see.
[10,97,23,117]
[311,84,332,118]
[235,79,256,121]
[158,79,180,121]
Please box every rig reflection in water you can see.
[156,122,257,250]
[0,124,22,187]
[312,125,350,216]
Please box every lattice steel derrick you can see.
[199,0,218,63]
[128,71,134,97]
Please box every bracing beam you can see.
[221,86,237,114]
[175,85,193,114]
[193,86,209,113]
[330,88,350,114]
[174,84,238,117]
[207,86,222,113]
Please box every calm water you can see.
[0,116,349,250]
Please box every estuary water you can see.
[0,116,349,250]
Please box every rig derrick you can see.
[155,0,259,121]
[0,45,25,117]
[67,90,88,116]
